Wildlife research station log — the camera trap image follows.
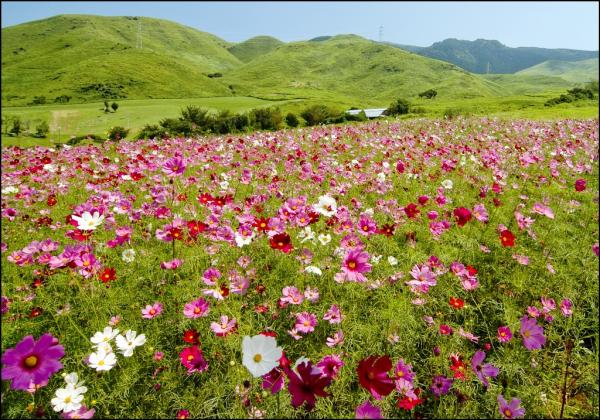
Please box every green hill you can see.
[385,39,598,74]
[228,36,284,62]
[1,14,243,105]
[516,58,599,83]
[223,35,502,106]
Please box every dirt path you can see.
[50,110,80,131]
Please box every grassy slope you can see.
[1,14,243,105]
[516,58,599,84]
[222,35,505,107]
[228,36,284,62]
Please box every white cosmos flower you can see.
[242,335,283,378]
[122,249,136,263]
[388,256,398,266]
[314,195,337,217]
[441,179,453,189]
[305,266,322,276]
[71,211,104,231]
[220,180,229,190]
[43,164,57,173]
[317,233,331,245]
[51,386,85,413]
[377,172,386,182]
[1,186,19,194]
[371,255,382,264]
[115,330,146,357]
[90,327,119,347]
[235,232,255,247]
[298,226,316,243]
[88,348,117,371]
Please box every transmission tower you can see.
[378,26,383,42]
[136,19,143,49]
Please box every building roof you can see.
[345,108,387,118]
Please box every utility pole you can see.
[378,26,383,42]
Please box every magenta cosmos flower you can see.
[183,297,210,319]
[471,350,499,388]
[61,405,96,419]
[179,345,208,374]
[142,302,163,319]
[355,400,383,419]
[163,156,186,177]
[341,249,372,282]
[497,394,526,419]
[497,326,513,343]
[1,333,65,391]
[520,315,546,350]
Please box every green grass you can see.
[228,36,284,63]
[0,96,299,146]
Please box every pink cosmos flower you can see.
[339,248,372,282]
[520,315,546,350]
[281,286,304,305]
[326,331,344,347]
[179,345,208,374]
[357,214,377,236]
[142,302,163,319]
[317,354,344,379]
[295,312,318,334]
[304,286,320,303]
[541,296,556,313]
[355,400,383,419]
[532,203,554,219]
[161,259,183,270]
[471,350,499,388]
[61,405,96,419]
[512,254,529,265]
[472,203,489,223]
[560,299,573,316]
[210,315,237,337]
[183,298,210,318]
[162,156,186,177]
[405,264,437,294]
[202,268,221,286]
[323,304,342,324]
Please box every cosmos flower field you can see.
[1,117,598,419]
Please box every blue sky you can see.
[2,1,598,50]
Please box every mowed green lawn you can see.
[1,96,298,147]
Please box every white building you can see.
[345,108,387,119]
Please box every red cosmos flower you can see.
[253,217,270,232]
[46,195,57,207]
[499,230,515,247]
[449,297,465,309]
[130,172,144,181]
[197,193,214,205]
[29,307,43,318]
[397,388,424,410]
[270,233,293,254]
[220,285,230,298]
[357,355,395,400]
[169,227,184,241]
[404,203,420,219]
[187,221,207,238]
[418,195,429,205]
[67,229,92,242]
[453,207,472,227]
[284,361,332,411]
[177,193,188,202]
[260,330,277,338]
[449,354,467,380]
[396,160,405,174]
[466,265,478,276]
[493,198,502,207]
[99,267,116,284]
[177,409,190,419]
[440,324,453,335]
[183,329,200,344]
[307,210,320,224]
[377,223,395,237]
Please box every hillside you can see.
[228,36,284,62]
[1,14,243,105]
[385,39,598,74]
[516,58,599,83]
[222,35,502,106]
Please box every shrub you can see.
[108,126,129,141]
[300,105,334,126]
[54,95,72,103]
[29,96,46,105]
[9,116,22,136]
[111,102,119,112]
[249,107,282,131]
[136,124,168,140]
[384,99,410,116]
[285,112,299,127]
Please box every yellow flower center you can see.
[348,261,356,269]
[362,226,369,231]
[64,396,71,403]
[303,320,310,327]
[149,309,156,315]
[187,355,194,361]
[253,354,262,363]
[278,242,283,247]
[98,360,105,366]
[397,371,404,377]
[524,331,531,338]
[24,355,38,368]
[194,307,201,314]
[83,261,90,267]
[504,409,513,418]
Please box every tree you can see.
[104,100,110,113]
[111,102,119,112]
[108,126,129,141]
[418,89,437,99]
[285,112,299,127]
[9,116,22,136]
[300,105,333,126]
[384,98,410,116]
[35,120,49,138]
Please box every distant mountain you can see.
[228,36,284,63]
[222,34,501,104]
[1,14,242,104]
[384,38,598,74]
[516,58,599,83]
